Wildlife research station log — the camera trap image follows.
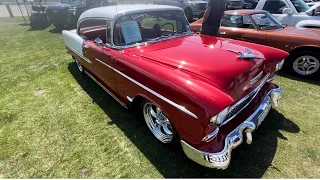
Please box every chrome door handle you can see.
[83,45,89,49]
[219,32,226,35]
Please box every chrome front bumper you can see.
[181,87,282,170]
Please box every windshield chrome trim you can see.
[109,32,193,50]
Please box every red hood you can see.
[127,34,284,100]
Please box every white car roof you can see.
[78,4,183,22]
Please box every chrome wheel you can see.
[143,102,174,143]
[293,55,319,76]
[75,59,83,73]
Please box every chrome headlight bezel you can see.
[275,59,285,72]
[210,106,230,125]
[194,3,200,10]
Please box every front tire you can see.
[286,51,320,77]
[141,100,180,145]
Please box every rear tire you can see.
[184,8,193,22]
[74,58,84,73]
[285,51,320,77]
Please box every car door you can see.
[261,0,297,26]
[218,14,267,44]
[81,21,117,92]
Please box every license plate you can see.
[257,103,271,127]
[52,10,59,13]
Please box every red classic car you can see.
[62,5,288,169]
[190,10,320,77]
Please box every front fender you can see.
[295,20,320,28]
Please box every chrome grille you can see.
[225,92,255,120]
[221,73,270,126]
[229,1,242,6]
[198,3,206,10]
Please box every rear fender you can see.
[62,29,84,56]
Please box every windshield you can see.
[250,12,283,30]
[61,0,85,4]
[113,10,192,46]
[290,0,310,12]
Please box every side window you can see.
[78,19,110,44]
[262,0,288,14]
[86,0,102,6]
[221,15,255,29]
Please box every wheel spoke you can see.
[307,58,311,64]
[162,124,173,135]
[307,66,315,71]
[156,107,162,116]
[150,108,157,118]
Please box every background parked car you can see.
[190,10,320,77]
[153,0,207,22]
[255,0,320,28]
[46,0,116,29]
[226,0,256,10]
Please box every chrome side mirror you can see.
[94,38,103,46]
[282,8,293,15]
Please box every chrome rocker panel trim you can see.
[181,87,282,170]
[84,70,128,109]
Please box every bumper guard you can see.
[181,87,282,169]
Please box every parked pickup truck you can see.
[226,0,256,10]
[255,0,320,28]
[153,0,208,22]
[46,0,116,29]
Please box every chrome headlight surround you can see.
[194,3,200,10]
[210,106,230,125]
[275,59,285,72]
[68,7,76,15]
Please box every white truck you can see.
[153,0,208,22]
[255,0,320,28]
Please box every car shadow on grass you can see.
[68,62,300,178]
[277,71,320,86]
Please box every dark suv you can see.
[46,0,115,29]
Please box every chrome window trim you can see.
[220,73,270,126]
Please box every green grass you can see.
[0,16,29,23]
[0,22,320,178]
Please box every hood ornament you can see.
[228,48,265,60]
